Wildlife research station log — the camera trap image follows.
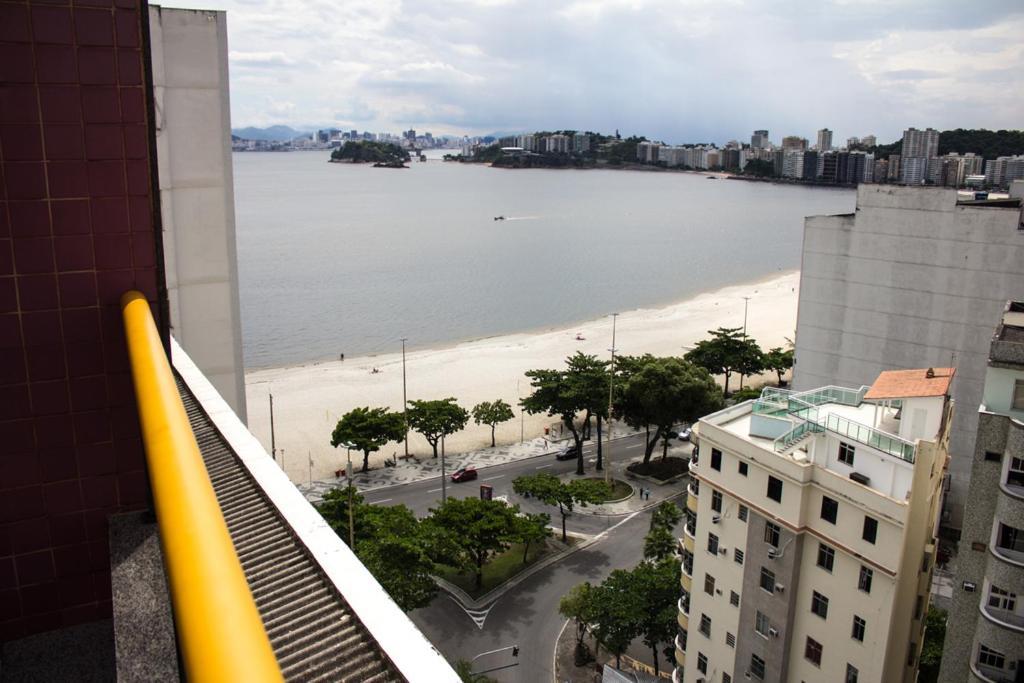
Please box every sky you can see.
[169,0,1024,145]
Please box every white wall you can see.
[793,185,1024,531]
[149,7,247,420]
[983,366,1024,421]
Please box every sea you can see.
[232,150,855,369]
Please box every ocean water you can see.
[232,151,855,369]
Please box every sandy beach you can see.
[245,270,800,483]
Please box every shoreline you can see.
[245,270,801,484]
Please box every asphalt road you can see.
[362,432,655,536]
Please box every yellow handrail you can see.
[121,291,283,682]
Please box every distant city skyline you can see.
[174,0,1024,143]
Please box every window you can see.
[907,644,916,667]
[738,461,748,476]
[734,548,744,565]
[767,475,783,502]
[858,565,873,593]
[852,615,866,641]
[697,652,708,674]
[704,573,716,596]
[711,448,722,471]
[707,533,719,555]
[699,613,711,637]
[678,628,687,650]
[863,515,878,544]
[738,504,748,522]
[754,610,770,637]
[730,590,740,607]
[914,595,923,620]
[978,645,1005,668]
[759,567,775,593]
[712,489,723,513]
[1009,456,1024,487]
[820,495,838,524]
[811,591,829,618]
[839,441,856,466]
[846,663,859,683]
[726,632,735,648]
[691,478,700,495]
[723,673,732,683]
[764,521,780,547]
[750,654,766,680]
[998,522,1024,552]
[1014,378,1024,410]
[988,584,1017,611]
[805,636,823,666]
[984,451,1002,462]
[817,543,835,572]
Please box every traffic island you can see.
[626,456,690,484]
[434,537,576,599]
[580,477,633,503]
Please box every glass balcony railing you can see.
[820,413,915,462]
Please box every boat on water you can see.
[494,216,506,221]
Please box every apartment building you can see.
[677,369,951,683]
[939,301,1024,683]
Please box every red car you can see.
[451,467,478,482]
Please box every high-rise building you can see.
[985,155,1024,189]
[937,301,1024,683]
[782,136,807,152]
[677,371,951,683]
[899,128,939,184]
[751,130,770,149]
[545,133,571,154]
[637,140,660,163]
[782,151,805,178]
[793,183,1024,534]
[862,135,877,148]
[887,154,902,181]
[816,128,833,152]
[901,156,928,185]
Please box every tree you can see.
[589,570,640,669]
[559,583,597,649]
[522,353,609,475]
[644,501,683,561]
[406,398,469,459]
[684,327,764,397]
[631,559,680,675]
[426,497,520,589]
[512,472,610,542]
[614,356,723,464]
[471,400,515,448]
[764,347,794,386]
[316,488,437,611]
[918,606,947,683]
[330,406,406,472]
[516,512,550,564]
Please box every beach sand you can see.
[245,270,800,483]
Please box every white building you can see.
[900,128,939,185]
[986,155,1024,189]
[901,156,928,185]
[545,134,571,154]
[816,128,833,152]
[637,141,661,163]
[782,151,805,178]
[678,370,951,683]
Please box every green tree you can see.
[516,512,550,564]
[512,472,610,542]
[644,501,683,561]
[614,356,723,464]
[684,327,764,397]
[406,398,469,459]
[764,347,794,386]
[918,606,947,683]
[471,400,516,447]
[730,385,763,402]
[559,582,597,649]
[521,352,609,475]
[426,497,521,589]
[316,488,437,611]
[589,570,640,669]
[330,140,410,164]
[330,406,406,472]
[631,559,680,675]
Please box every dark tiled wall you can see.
[0,0,163,641]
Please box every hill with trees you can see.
[863,128,1024,160]
[330,140,410,165]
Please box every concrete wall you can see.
[793,185,1024,533]
[983,366,1024,421]
[148,6,246,419]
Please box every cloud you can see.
[880,69,943,81]
[229,50,296,67]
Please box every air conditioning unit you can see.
[767,547,778,559]
[719,547,728,556]
[744,672,752,680]
[849,471,870,486]
[712,515,721,524]
[768,627,779,638]
[775,584,786,594]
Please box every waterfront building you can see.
[847,136,860,149]
[677,370,951,683]
[0,3,458,679]
[888,154,902,181]
[637,140,661,163]
[782,136,808,152]
[873,158,889,183]
[938,301,1024,683]
[546,133,571,154]
[706,150,722,169]
[773,149,786,176]
[900,128,939,184]
[752,130,770,148]
[721,148,741,171]
[573,132,592,154]
[862,153,875,183]
[660,146,687,167]
[782,151,804,179]
[816,128,833,152]
[986,155,1024,189]
[793,183,1024,535]
[862,135,877,148]
[901,156,928,185]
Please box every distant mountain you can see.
[231,125,310,141]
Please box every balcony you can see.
[980,600,1024,632]
[678,609,689,631]
[971,661,1016,683]
[673,665,684,683]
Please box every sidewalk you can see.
[298,423,647,503]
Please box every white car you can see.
[677,426,692,442]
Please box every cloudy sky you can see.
[170,0,1024,144]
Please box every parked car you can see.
[677,425,692,442]
[555,444,579,461]
[451,467,478,482]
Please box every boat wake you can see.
[504,216,540,221]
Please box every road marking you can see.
[448,595,494,630]
[535,464,552,469]
[427,488,441,493]
[482,474,505,482]
[369,498,392,505]
[624,443,642,449]
[594,509,641,541]
[553,618,571,681]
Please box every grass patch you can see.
[435,537,576,598]
[581,477,632,502]
[627,456,689,481]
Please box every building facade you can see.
[938,301,1024,683]
[900,128,939,185]
[793,184,1024,534]
[816,128,833,152]
[677,371,950,683]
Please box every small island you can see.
[330,141,410,167]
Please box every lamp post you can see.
[739,296,752,390]
[400,338,409,459]
[269,392,276,463]
[604,313,618,484]
[342,442,356,547]
[440,434,447,503]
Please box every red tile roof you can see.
[863,368,955,400]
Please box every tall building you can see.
[938,301,1024,683]
[901,156,928,185]
[862,135,877,148]
[793,184,1024,534]
[751,130,770,149]
[677,371,951,683]
[782,136,807,152]
[900,128,939,184]
[637,140,661,163]
[545,133,570,154]
[816,128,833,152]
[887,154,902,181]
[986,155,1024,189]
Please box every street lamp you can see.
[739,296,752,390]
[604,313,618,484]
[339,441,357,547]
[400,338,409,459]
